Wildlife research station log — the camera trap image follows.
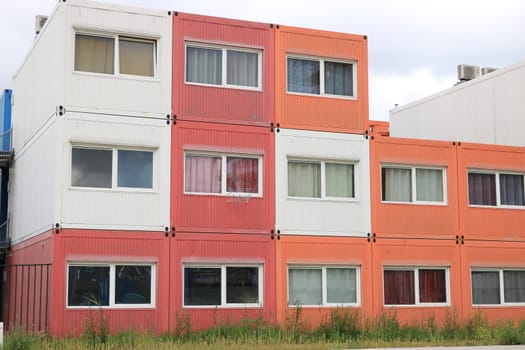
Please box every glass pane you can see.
[117,150,153,188]
[326,163,354,198]
[325,61,353,96]
[468,173,496,205]
[226,157,259,193]
[419,269,446,303]
[503,270,525,303]
[75,34,114,74]
[71,148,112,188]
[327,268,357,304]
[186,46,222,85]
[119,38,155,77]
[185,155,222,193]
[115,265,152,304]
[227,50,258,87]
[382,167,412,202]
[288,162,321,198]
[472,271,500,304]
[416,168,444,202]
[500,174,525,206]
[226,267,259,304]
[184,267,221,306]
[288,268,322,305]
[384,270,415,305]
[68,266,110,306]
[287,58,320,94]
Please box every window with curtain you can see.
[186,43,261,89]
[382,165,445,203]
[287,55,355,97]
[472,269,525,305]
[468,171,525,207]
[384,267,448,306]
[75,33,156,77]
[184,265,262,307]
[288,266,359,306]
[288,161,321,198]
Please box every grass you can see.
[4,308,525,350]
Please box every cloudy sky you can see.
[1,0,524,121]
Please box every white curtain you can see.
[186,46,222,84]
[416,168,443,202]
[382,168,411,202]
[503,271,525,302]
[184,155,222,193]
[327,268,356,304]
[288,269,322,305]
[227,50,258,87]
[119,38,154,77]
[75,34,114,74]
[326,163,354,198]
[288,162,321,197]
[471,271,500,304]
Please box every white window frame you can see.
[286,54,357,99]
[471,268,525,306]
[71,145,156,191]
[287,158,358,201]
[287,265,361,307]
[468,169,525,208]
[381,164,447,205]
[185,42,263,90]
[183,151,263,197]
[74,31,158,79]
[383,266,450,307]
[183,264,264,308]
[66,262,156,309]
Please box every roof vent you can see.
[457,64,480,81]
[35,15,48,35]
[481,67,498,76]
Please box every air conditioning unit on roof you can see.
[481,67,498,76]
[457,64,480,81]
[35,15,48,35]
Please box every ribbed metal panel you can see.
[275,128,370,237]
[370,136,458,238]
[172,121,274,234]
[275,26,368,133]
[173,13,274,126]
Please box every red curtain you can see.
[384,270,414,305]
[226,157,258,193]
[419,269,446,303]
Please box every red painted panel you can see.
[169,233,276,331]
[275,235,372,327]
[458,142,525,240]
[172,13,275,126]
[50,229,170,336]
[171,120,275,234]
[275,26,368,133]
[370,136,459,238]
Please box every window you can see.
[184,152,262,196]
[67,263,155,307]
[382,165,445,203]
[75,33,156,77]
[287,56,355,97]
[71,147,153,189]
[468,171,525,207]
[383,268,448,306]
[472,269,525,305]
[183,265,262,307]
[288,160,355,199]
[186,43,262,89]
[288,266,359,306]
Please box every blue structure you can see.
[0,89,12,246]
[0,89,12,152]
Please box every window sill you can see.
[468,204,525,210]
[66,305,156,310]
[185,81,262,92]
[381,200,447,207]
[384,303,449,308]
[72,70,160,83]
[288,304,360,308]
[69,186,157,194]
[287,196,359,203]
[286,91,357,101]
[182,304,263,309]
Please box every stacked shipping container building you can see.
[2,0,525,335]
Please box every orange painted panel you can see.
[370,137,459,238]
[459,240,525,323]
[275,235,372,327]
[169,233,276,331]
[275,25,368,133]
[172,13,274,126]
[171,120,275,234]
[371,238,462,325]
[457,142,525,240]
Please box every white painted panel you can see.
[391,60,525,147]
[60,112,170,231]
[275,129,370,236]
[64,1,172,116]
